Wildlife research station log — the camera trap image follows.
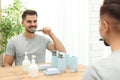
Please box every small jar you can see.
[65,54,71,67]
[69,56,78,72]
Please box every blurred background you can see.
[0,0,111,66]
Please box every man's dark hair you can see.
[103,0,120,5]
[100,3,120,21]
[22,10,38,20]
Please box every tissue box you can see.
[44,68,60,75]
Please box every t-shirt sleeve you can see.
[46,38,52,49]
[82,65,102,80]
[5,38,15,56]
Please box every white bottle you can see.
[29,55,38,77]
[22,51,31,72]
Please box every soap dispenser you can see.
[22,51,30,72]
[57,52,66,72]
[29,55,38,77]
[51,50,58,68]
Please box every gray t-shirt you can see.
[82,50,120,80]
[5,33,52,66]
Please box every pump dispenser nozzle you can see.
[31,55,36,64]
[25,52,28,59]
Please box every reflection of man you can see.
[4,10,66,66]
[82,0,120,80]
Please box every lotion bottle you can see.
[22,51,30,72]
[29,55,38,77]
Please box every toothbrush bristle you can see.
[32,28,36,32]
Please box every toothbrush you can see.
[32,28,42,32]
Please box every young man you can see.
[4,10,66,66]
[82,0,120,80]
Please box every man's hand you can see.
[41,27,53,36]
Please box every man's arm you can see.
[4,54,15,67]
[42,27,66,52]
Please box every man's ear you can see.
[102,20,109,32]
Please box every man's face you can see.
[22,15,38,33]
